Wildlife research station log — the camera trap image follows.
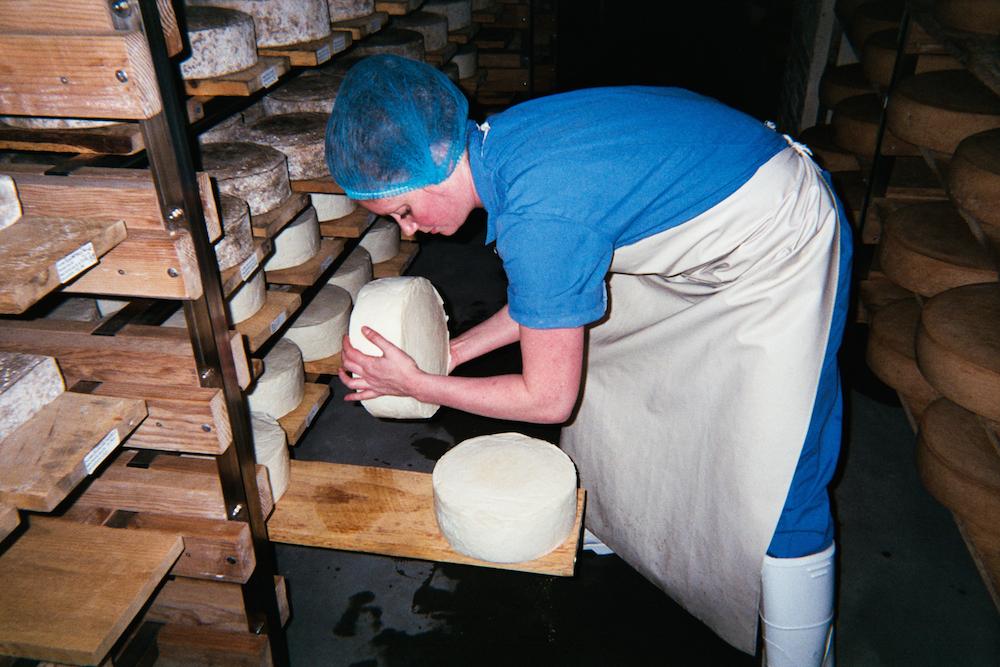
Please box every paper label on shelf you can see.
[239,253,259,281]
[269,311,286,334]
[320,254,334,272]
[316,44,332,64]
[261,66,279,88]
[332,34,347,52]
[56,242,98,283]
[84,429,120,475]
[305,404,319,428]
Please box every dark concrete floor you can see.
[274,217,1000,666]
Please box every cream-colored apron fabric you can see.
[561,145,843,653]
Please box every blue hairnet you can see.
[325,54,469,200]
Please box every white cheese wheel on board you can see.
[423,0,472,31]
[328,0,374,22]
[214,195,254,272]
[245,112,329,180]
[865,297,940,418]
[264,205,321,271]
[948,128,1000,251]
[179,6,258,80]
[452,43,477,79]
[227,268,267,323]
[358,217,400,263]
[352,28,426,62]
[392,12,450,52]
[310,193,357,221]
[349,277,449,419]
[188,0,331,48]
[201,142,292,216]
[861,30,959,91]
[250,412,291,501]
[283,285,352,361]
[0,351,64,443]
[0,117,119,129]
[262,70,345,116]
[0,174,21,230]
[933,0,1000,36]
[819,63,871,110]
[96,298,129,317]
[247,338,305,419]
[433,432,578,563]
[327,245,373,301]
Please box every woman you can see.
[326,55,851,666]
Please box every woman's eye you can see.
[399,208,411,219]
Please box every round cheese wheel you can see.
[265,205,321,271]
[44,297,100,322]
[352,28,426,62]
[423,0,472,31]
[188,0,331,47]
[250,412,290,501]
[392,11,450,52]
[453,43,478,79]
[916,398,1000,532]
[861,30,960,90]
[948,128,1000,251]
[0,117,119,129]
[327,245,373,301]
[214,194,254,271]
[858,275,914,314]
[310,193,357,220]
[832,93,919,157]
[198,112,245,144]
[933,0,1000,36]
[433,432,578,563]
[179,6,258,80]
[201,142,292,215]
[887,70,1000,156]
[916,283,1000,422]
[227,267,266,323]
[819,63,871,109]
[847,1,901,52]
[247,338,305,419]
[866,297,941,417]
[349,277,449,419]
[328,0,374,22]
[262,69,344,116]
[877,201,997,297]
[358,217,400,263]
[798,124,860,172]
[245,112,329,180]
[283,285,352,361]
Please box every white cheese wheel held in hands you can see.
[433,432,578,563]
[283,285,352,361]
[349,277,449,419]
[247,339,305,419]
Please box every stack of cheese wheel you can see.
[348,277,449,419]
[359,217,401,263]
[832,93,919,158]
[227,268,267,323]
[392,12,450,53]
[328,245,373,301]
[933,0,1000,35]
[245,113,329,181]
[283,285,352,361]
[432,432,578,563]
[201,142,293,216]
[311,193,357,222]
[865,298,940,419]
[189,0,331,48]
[262,69,345,116]
[861,29,960,91]
[198,112,245,145]
[797,124,860,173]
[352,28,427,62]
[452,43,478,79]
[819,63,871,110]
[179,6,258,80]
[247,339,305,418]
[265,206,321,271]
[250,412,290,501]
[948,129,1000,255]
[213,195,255,272]
[328,0,373,22]
[423,0,473,31]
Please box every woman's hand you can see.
[338,327,424,402]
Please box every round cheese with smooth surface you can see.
[866,297,940,417]
[310,193,356,221]
[245,112,329,180]
[858,275,913,314]
[358,217,400,263]
[283,285,352,361]
[847,0,901,51]
[201,142,292,215]
[189,0,331,47]
[327,245,372,301]
[453,43,477,79]
[933,0,1000,36]
[819,63,871,109]
[392,11,450,52]
[352,28,426,62]
[861,30,959,90]
[877,202,997,297]
[247,338,305,419]
[250,412,290,501]
[798,124,860,172]
[226,268,266,323]
[916,283,1000,422]
[179,6,258,80]
[214,194,254,271]
[262,70,344,116]
[832,94,919,157]
[264,205,321,271]
[948,128,1000,251]
[433,432,578,563]
[349,277,449,419]
[328,0,374,21]
[423,0,472,30]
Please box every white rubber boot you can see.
[760,542,836,667]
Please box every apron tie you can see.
[781,133,814,159]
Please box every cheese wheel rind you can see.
[422,0,472,31]
[358,217,400,263]
[264,206,321,271]
[189,0,331,47]
[327,246,373,301]
[214,195,254,271]
[179,6,258,80]
[328,0,374,22]
[283,285,352,361]
[227,268,266,323]
[251,412,290,501]
[201,141,292,215]
[247,339,305,419]
[245,112,330,180]
[392,11,450,52]
[866,298,940,416]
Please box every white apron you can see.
[561,145,844,653]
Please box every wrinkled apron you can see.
[561,145,844,653]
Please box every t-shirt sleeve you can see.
[496,214,613,328]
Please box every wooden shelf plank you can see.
[258,34,350,67]
[234,290,301,353]
[183,56,290,97]
[155,624,271,667]
[250,192,310,239]
[331,11,389,40]
[0,121,145,155]
[302,351,341,376]
[0,516,182,665]
[0,392,147,512]
[424,42,459,66]
[290,175,344,195]
[146,575,288,632]
[265,237,345,286]
[277,382,331,446]
[0,503,19,543]
[319,208,374,239]
[268,460,584,576]
[376,0,422,15]
[220,238,272,298]
[0,217,127,314]
[373,240,419,278]
[448,23,480,45]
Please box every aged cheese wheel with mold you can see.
[352,28,426,62]
[392,11,450,52]
[310,193,356,221]
[283,285,352,361]
[213,195,254,271]
[423,0,472,30]
[201,142,292,215]
[453,43,477,78]
[245,112,329,180]
[327,0,373,21]
[179,6,258,80]
[262,70,345,116]
[189,0,331,47]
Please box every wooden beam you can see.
[145,575,289,632]
[155,624,271,667]
[0,504,19,543]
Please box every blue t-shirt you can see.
[467,86,787,329]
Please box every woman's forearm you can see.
[449,305,521,369]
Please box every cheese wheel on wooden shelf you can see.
[948,128,1000,251]
[310,193,357,221]
[328,0,374,22]
[453,43,477,79]
[858,275,914,314]
[423,0,472,31]
[250,412,290,501]
[798,124,861,172]
[866,297,941,417]
[916,283,1000,422]
[227,268,266,323]
[887,70,1000,156]
[0,351,64,442]
[42,297,101,323]
[214,195,254,272]
[265,206,321,271]
[358,217,401,263]
[198,112,245,145]
[245,113,329,181]
[861,29,960,90]
[877,201,997,297]
[933,0,1000,36]
[327,246,373,301]
[96,298,129,317]
[432,432,578,563]
[819,63,872,109]
[847,1,901,52]
[392,12,450,52]
[349,277,449,419]
[832,94,919,157]
[188,0,331,47]
[0,174,20,230]
[179,6,258,80]
[247,339,305,419]
[201,142,292,216]
[0,117,119,129]
[283,285,352,361]
[262,70,345,116]
[352,28,426,62]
